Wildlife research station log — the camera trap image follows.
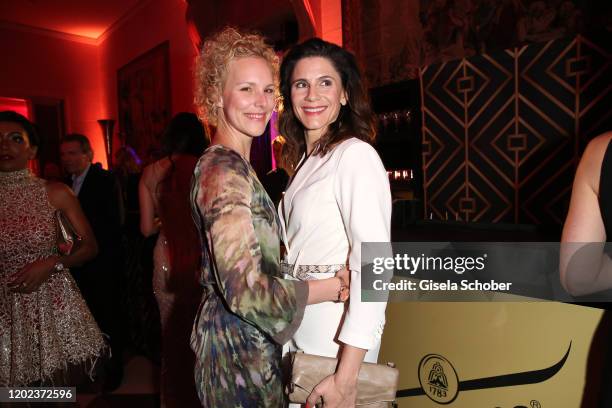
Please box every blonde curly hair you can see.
[194,27,279,127]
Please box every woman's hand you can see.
[153,217,162,230]
[307,345,367,407]
[46,182,98,267]
[306,268,351,304]
[306,372,358,408]
[8,257,57,293]
[335,268,350,302]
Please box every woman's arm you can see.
[139,163,161,237]
[335,142,391,347]
[310,141,392,406]
[560,133,612,295]
[9,182,98,293]
[307,345,367,407]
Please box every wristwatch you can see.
[53,261,65,274]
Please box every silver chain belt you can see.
[280,263,345,281]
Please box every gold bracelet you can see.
[336,277,347,302]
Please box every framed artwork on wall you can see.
[117,41,171,162]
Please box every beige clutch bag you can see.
[54,210,81,255]
[287,351,399,407]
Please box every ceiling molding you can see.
[0,20,98,45]
[0,0,151,46]
[96,0,153,45]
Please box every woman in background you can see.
[561,131,612,295]
[139,112,207,407]
[0,110,105,387]
[115,146,160,359]
[278,38,392,407]
[561,130,612,407]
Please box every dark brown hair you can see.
[278,38,376,169]
[0,111,40,148]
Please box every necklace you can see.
[0,168,32,186]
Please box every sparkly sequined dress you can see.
[0,169,106,386]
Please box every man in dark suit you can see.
[60,133,125,390]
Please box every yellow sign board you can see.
[379,302,603,407]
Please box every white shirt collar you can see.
[71,163,91,195]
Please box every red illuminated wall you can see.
[99,0,196,160]
[0,0,194,168]
[0,27,106,166]
[0,97,30,117]
[309,0,342,45]
[0,0,340,168]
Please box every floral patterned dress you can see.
[190,145,308,407]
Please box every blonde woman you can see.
[190,28,349,407]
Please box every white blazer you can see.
[280,137,392,357]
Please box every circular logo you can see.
[418,354,459,404]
